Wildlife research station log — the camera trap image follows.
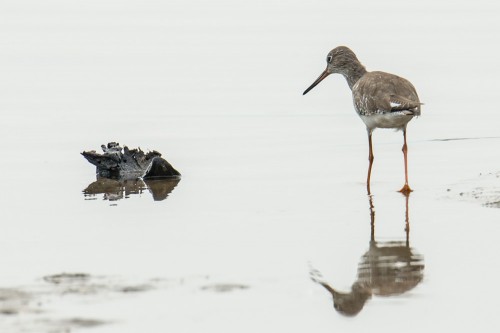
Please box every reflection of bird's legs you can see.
[368,194,375,242]
[405,193,410,247]
[366,129,374,195]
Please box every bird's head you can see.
[303,46,361,95]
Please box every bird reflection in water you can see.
[83,177,180,202]
[311,195,424,316]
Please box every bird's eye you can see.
[327,55,332,63]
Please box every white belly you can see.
[359,112,414,130]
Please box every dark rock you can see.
[82,142,180,180]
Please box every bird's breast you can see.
[359,112,414,130]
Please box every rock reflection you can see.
[83,177,180,202]
[311,195,424,316]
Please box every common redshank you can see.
[303,46,421,195]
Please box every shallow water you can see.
[1,0,500,332]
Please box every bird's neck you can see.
[342,62,367,90]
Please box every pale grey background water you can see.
[1,0,500,332]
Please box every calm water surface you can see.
[1,0,500,332]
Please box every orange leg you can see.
[366,130,374,195]
[399,129,413,195]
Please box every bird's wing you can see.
[389,95,422,112]
[353,72,422,115]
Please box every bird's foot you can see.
[398,184,413,196]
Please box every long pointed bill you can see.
[303,69,330,95]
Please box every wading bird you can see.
[303,46,421,195]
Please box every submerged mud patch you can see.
[43,273,91,284]
[200,283,250,293]
[4,317,107,333]
[1,273,217,332]
[0,273,164,332]
[60,317,108,328]
[0,288,32,315]
[41,273,160,296]
[448,172,500,208]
